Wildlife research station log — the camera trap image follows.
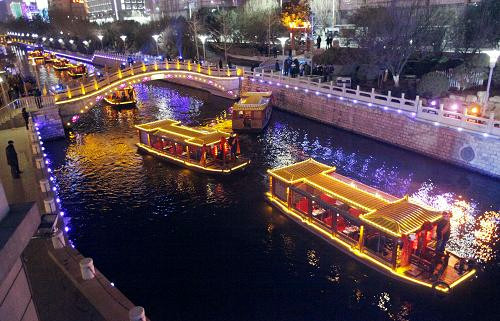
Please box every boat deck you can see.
[137,143,250,174]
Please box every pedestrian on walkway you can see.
[5,140,22,178]
[316,35,321,49]
[219,58,223,69]
[275,60,280,72]
[22,108,29,129]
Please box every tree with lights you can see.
[309,0,336,35]
[281,0,311,53]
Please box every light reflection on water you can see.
[45,80,499,321]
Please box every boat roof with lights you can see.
[269,159,443,236]
[233,92,272,111]
[135,119,232,147]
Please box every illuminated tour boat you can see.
[232,91,272,132]
[43,52,57,63]
[52,58,70,71]
[67,64,87,78]
[135,119,250,174]
[267,159,476,293]
[104,86,137,108]
[28,49,44,61]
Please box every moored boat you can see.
[67,64,87,78]
[232,91,272,132]
[104,86,137,108]
[135,119,250,174]
[267,159,476,293]
[43,52,57,63]
[28,50,44,61]
[52,59,70,71]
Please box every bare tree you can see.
[352,0,447,87]
[208,9,238,62]
[243,0,280,56]
[188,13,204,61]
[310,0,335,34]
[447,0,500,58]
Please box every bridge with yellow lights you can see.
[53,61,243,105]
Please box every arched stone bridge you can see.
[54,61,243,107]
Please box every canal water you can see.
[41,77,499,319]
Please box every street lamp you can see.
[83,40,90,54]
[483,49,500,110]
[152,34,160,57]
[120,35,127,53]
[97,34,103,50]
[198,34,208,62]
[277,37,288,57]
[69,39,74,45]
[42,37,47,42]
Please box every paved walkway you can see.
[0,125,41,207]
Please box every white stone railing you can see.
[0,96,56,125]
[247,70,500,138]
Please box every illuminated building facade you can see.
[48,0,89,20]
[87,0,149,23]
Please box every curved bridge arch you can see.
[54,61,243,105]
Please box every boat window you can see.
[272,178,287,202]
[362,226,395,266]
[336,212,360,245]
[311,200,334,229]
[140,131,149,145]
[291,189,309,216]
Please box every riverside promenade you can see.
[0,118,148,321]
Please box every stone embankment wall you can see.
[242,79,500,178]
[32,106,65,140]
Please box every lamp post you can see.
[152,34,160,57]
[120,35,127,53]
[83,40,89,54]
[97,34,103,50]
[277,37,288,57]
[483,50,500,110]
[198,35,208,62]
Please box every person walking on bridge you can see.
[5,140,22,178]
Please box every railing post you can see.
[371,88,375,101]
[356,85,360,96]
[387,90,392,103]
[486,112,494,133]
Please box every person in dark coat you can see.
[219,58,223,69]
[6,140,21,178]
[22,108,29,129]
[275,60,280,72]
[316,35,321,49]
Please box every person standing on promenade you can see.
[21,108,29,129]
[5,140,22,178]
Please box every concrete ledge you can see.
[48,246,149,321]
[0,202,40,285]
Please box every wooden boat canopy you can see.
[361,198,442,237]
[233,91,272,111]
[135,119,232,147]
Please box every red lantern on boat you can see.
[236,134,241,155]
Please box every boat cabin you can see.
[268,159,475,292]
[232,92,272,132]
[52,59,70,70]
[135,119,250,174]
[28,50,44,60]
[105,86,137,108]
[68,64,87,78]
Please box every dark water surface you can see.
[45,81,499,321]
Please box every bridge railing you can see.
[247,70,500,138]
[55,61,242,103]
[0,96,56,124]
